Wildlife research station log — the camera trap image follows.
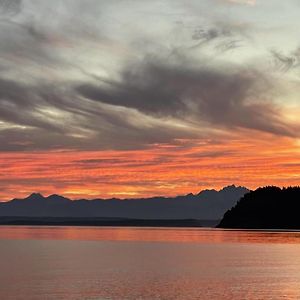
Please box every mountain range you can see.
[0,185,249,220]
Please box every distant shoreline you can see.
[1,219,300,232]
[0,217,219,228]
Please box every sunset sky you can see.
[1,0,300,200]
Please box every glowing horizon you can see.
[1,132,300,201]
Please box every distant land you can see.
[0,217,212,227]
[0,185,248,226]
[218,186,300,229]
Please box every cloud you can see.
[77,56,297,138]
[0,0,298,153]
[271,48,300,72]
[0,0,22,16]
[189,26,242,52]
[187,20,250,53]
[192,27,232,42]
[224,0,256,6]
[0,74,200,151]
[0,50,296,152]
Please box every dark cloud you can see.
[188,21,249,52]
[192,27,232,41]
[190,28,240,52]
[0,78,66,132]
[0,0,298,153]
[77,58,297,138]
[0,75,199,151]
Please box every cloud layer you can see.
[0,0,298,152]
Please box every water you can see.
[1,227,300,299]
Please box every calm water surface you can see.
[1,226,300,299]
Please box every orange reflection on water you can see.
[2,226,300,244]
[1,227,300,299]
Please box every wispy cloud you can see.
[225,0,256,6]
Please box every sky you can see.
[1,0,300,200]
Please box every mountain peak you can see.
[197,185,249,197]
[197,189,217,196]
[220,185,249,192]
[25,193,45,200]
[221,184,237,191]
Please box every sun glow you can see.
[1,132,300,201]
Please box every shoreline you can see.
[0,217,219,228]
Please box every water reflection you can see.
[1,226,300,244]
[1,227,300,299]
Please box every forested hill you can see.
[218,186,300,229]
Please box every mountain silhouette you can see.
[218,186,300,229]
[0,185,248,220]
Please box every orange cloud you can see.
[0,131,300,201]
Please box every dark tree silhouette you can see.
[218,186,300,229]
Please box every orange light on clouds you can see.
[1,132,300,201]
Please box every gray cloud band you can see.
[0,0,298,152]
